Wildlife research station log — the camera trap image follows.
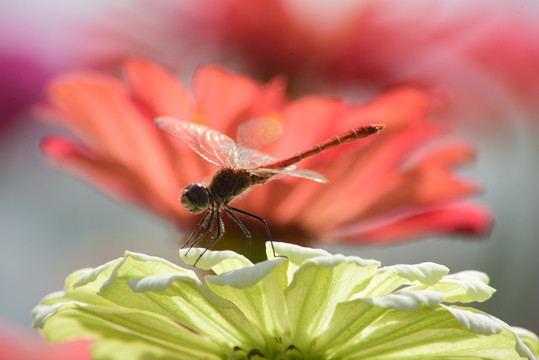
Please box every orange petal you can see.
[48,70,185,207]
[41,136,186,225]
[124,58,195,119]
[193,65,260,133]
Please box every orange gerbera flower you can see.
[40,59,491,251]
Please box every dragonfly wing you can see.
[234,144,280,169]
[236,117,283,149]
[155,117,239,167]
[254,167,329,183]
[234,143,328,183]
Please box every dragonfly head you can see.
[181,183,209,214]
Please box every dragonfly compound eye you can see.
[180,183,209,214]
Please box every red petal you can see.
[0,321,91,360]
[329,203,493,243]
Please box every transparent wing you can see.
[252,167,328,183]
[155,117,239,167]
[234,144,280,169]
[236,117,283,149]
[233,142,327,182]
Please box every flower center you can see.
[232,344,305,359]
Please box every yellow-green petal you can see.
[329,306,525,360]
[285,255,379,350]
[129,274,266,348]
[39,302,223,360]
[206,258,289,342]
[98,252,198,314]
[32,244,538,360]
[267,241,335,285]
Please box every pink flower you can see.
[40,59,491,248]
[213,0,539,122]
[0,52,49,128]
[0,1,134,128]
[98,0,539,125]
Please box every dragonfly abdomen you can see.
[258,124,385,170]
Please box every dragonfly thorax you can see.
[181,183,209,214]
[208,168,258,206]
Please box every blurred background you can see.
[1,0,538,346]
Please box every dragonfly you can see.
[155,116,384,265]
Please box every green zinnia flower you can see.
[33,242,538,359]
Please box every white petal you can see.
[71,258,122,288]
[180,247,252,274]
[442,305,503,335]
[379,262,449,285]
[267,241,332,264]
[32,302,83,328]
[407,270,495,303]
[359,290,444,311]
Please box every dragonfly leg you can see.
[227,206,285,261]
[193,210,224,266]
[184,210,214,257]
[183,211,210,249]
[224,208,252,258]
